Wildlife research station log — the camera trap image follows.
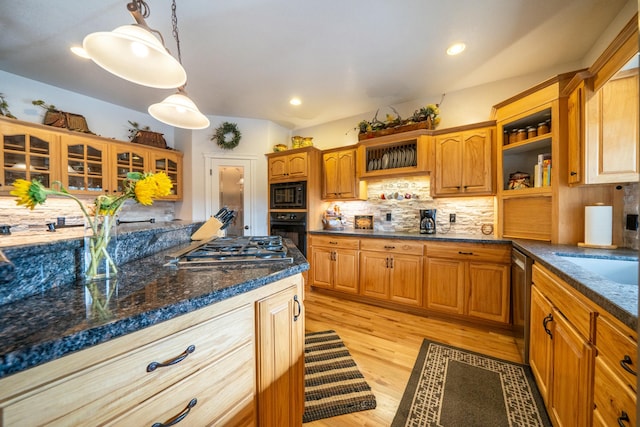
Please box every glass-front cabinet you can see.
[150,150,182,199]
[60,135,110,194]
[1,122,58,192]
[111,143,147,193]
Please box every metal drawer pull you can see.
[384,245,395,249]
[458,251,474,255]
[620,355,637,376]
[151,398,197,427]
[542,314,553,339]
[617,411,629,427]
[147,345,196,372]
[293,295,302,322]
[329,241,338,244]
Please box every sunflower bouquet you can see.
[11,172,173,281]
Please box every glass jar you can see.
[527,126,537,139]
[509,129,518,144]
[537,122,549,135]
[516,129,526,142]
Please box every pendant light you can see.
[83,1,187,89]
[148,0,210,129]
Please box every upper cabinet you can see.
[0,117,183,200]
[566,17,639,185]
[321,146,366,200]
[357,130,430,180]
[432,123,495,197]
[267,149,310,181]
[1,121,59,192]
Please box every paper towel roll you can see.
[584,205,612,246]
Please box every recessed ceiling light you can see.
[446,43,466,56]
[70,46,91,59]
[290,98,302,106]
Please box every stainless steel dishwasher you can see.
[511,247,532,364]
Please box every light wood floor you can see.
[303,289,523,427]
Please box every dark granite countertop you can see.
[0,236,309,380]
[310,229,638,330]
[309,229,511,244]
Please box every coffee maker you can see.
[420,209,436,234]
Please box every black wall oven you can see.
[270,181,306,210]
[269,212,307,258]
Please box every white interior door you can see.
[205,156,256,236]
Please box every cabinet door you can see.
[549,310,594,427]
[150,150,182,200]
[287,152,308,179]
[424,258,464,314]
[0,122,58,192]
[60,135,110,194]
[322,152,339,198]
[268,156,288,180]
[529,285,553,405]
[567,81,584,184]
[111,144,148,193]
[434,133,462,195]
[359,251,390,300]
[461,128,492,193]
[467,262,509,324]
[336,149,357,198]
[256,283,304,427]
[334,249,359,294]
[389,254,423,306]
[593,357,636,427]
[310,246,334,289]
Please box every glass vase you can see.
[84,214,118,282]
[84,277,118,321]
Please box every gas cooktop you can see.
[165,236,293,269]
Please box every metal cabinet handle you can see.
[293,295,302,321]
[329,241,338,245]
[147,345,196,372]
[542,314,553,339]
[617,411,630,427]
[458,251,474,255]
[384,245,395,249]
[620,355,637,376]
[570,171,577,176]
[389,257,394,268]
[151,398,197,427]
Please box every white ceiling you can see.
[0,0,632,130]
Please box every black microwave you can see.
[270,181,306,209]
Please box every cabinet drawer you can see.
[596,314,638,392]
[425,242,510,263]
[107,341,255,426]
[360,238,424,255]
[593,357,636,427]
[310,235,359,249]
[532,264,595,340]
[1,304,253,426]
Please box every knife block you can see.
[191,217,224,240]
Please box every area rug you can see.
[391,339,551,427]
[303,330,376,423]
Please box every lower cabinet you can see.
[424,242,511,324]
[0,275,304,427]
[309,235,359,293]
[256,281,305,427]
[359,239,423,306]
[529,264,595,427]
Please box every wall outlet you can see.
[449,213,456,223]
[626,214,639,231]
[386,213,392,221]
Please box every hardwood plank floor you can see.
[303,288,522,426]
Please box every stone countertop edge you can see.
[310,229,637,329]
[0,238,309,380]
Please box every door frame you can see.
[204,153,258,236]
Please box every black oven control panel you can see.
[270,212,306,224]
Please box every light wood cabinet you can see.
[268,150,308,181]
[150,149,183,200]
[0,275,304,427]
[424,242,511,324]
[60,133,111,195]
[110,142,148,193]
[359,239,423,306]
[432,125,494,197]
[0,120,58,192]
[356,130,431,180]
[256,281,305,427]
[309,235,359,294]
[322,147,366,200]
[529,264,596,427]
[567,79,585,185]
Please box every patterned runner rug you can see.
[303,330,376,423]
[392,339,551,427]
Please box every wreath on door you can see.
[211,121,242,150]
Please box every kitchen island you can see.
[0,225,308,426]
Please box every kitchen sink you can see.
[555,253,638,286]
